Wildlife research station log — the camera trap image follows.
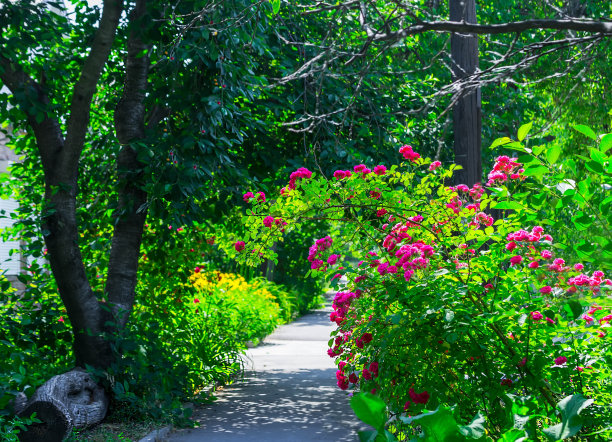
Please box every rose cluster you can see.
[486,155,525,186]
[307,236,334,271]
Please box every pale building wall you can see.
[0,128,22,280]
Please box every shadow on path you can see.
[168,303,365,441]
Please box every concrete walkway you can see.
[167,303,364,441]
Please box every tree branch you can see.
[370,18,612,42]
[0,55,64,173]
[61,0,123,179]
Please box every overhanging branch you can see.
[371,18,612,42]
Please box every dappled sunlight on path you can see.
[168,301,364,441]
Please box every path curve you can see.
[168,302,364,441]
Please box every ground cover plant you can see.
[237,123,612,440]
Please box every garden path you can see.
[167,298,364,441]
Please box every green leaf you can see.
[585,160,603,174]
[563,300,583,321]
[590,148,606,164]
[400,406,462,441]
[545,145,562,164]
[505,141,526,152]
[490,201,524,210]
[572,124,597,140]
[533,144,545,156]
[497,429,527,442]
[517,122,533,142]
[489,137,513,149]
[543,394,594,440]
[600,133,612,153]
[357,430,378,442]
[522,165,549,179]
[459,412,486,439]
[271,0,280,14]
[350,393,387,432]
[572,212,593,231]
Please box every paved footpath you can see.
[167,302,365,441]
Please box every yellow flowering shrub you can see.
[188,271,295,343]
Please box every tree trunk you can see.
[14,369,108,442]
[107,0,151,329]
[450,0,482,186]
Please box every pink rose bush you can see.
[234,142,612,439]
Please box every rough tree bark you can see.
[450,0,482,186]
[107,0,150,330]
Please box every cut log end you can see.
[16,369,108,441]
[18,400,70,442]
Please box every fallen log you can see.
[14,368,108,441]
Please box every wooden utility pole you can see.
[450,0,482,186]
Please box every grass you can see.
[67,420,165,442]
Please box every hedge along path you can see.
[168,297,365,441]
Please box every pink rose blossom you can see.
[531,311,543,321]
[234,241,245,252]
[399,145,421,162]
[588,305,602,315]
[327,254,340,265]
[404,269,414,281]
[369,361,379,377]
[599,314,612,325]
[510,255,523,266]
[288,167,313,190]
[408,388,430,404]
[263,216,274,228]
[429,161,442,171]
[554,356,568,365]
[337,377,349,390]
[539,286,552,294]
[373,165,387,175]
[333,170,347,180]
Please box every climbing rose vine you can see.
[235,143,611,440]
